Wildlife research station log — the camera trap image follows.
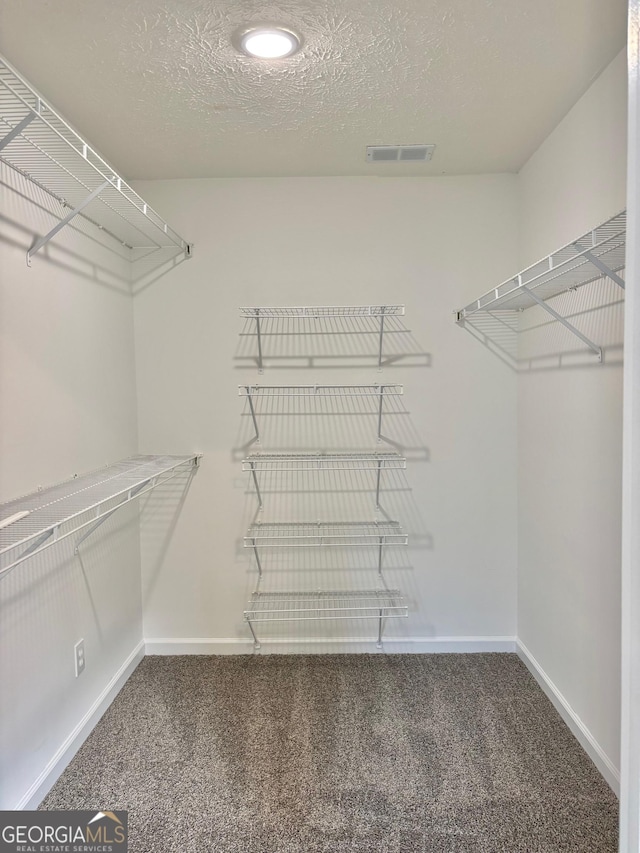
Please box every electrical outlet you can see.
[74,639,85,677]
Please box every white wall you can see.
[0,163,142,808]
[517,49,627,784]
[133,175,519,651]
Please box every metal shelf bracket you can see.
[251,537,263,577]
[74,479,151,554]
[377,385,385,441]
[27,179,112,266]
[245,386,260,444]
[248,460,263,510]
[255,309,264,373]
[521,284,602,361]
[375,459,383,508]
[573,241,626,290]
[0,110,35,151]
[378,306,386,369]
[247,620,261,650]
[377,609,384,649]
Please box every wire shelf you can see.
[455,211,625,363]
[240,305,405,318]
[0,54,191,264]
[456,211,625,318]
[239,384,403,398]
[238,306,407,370]
[244,521,408,547]
[0,454,200,576]
[242,452,406,510]
[242,452,406,472]
[244,589,407,622]
[243,588,408,648]
[239,385,404,443]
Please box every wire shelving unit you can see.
[0,54,192,267]
[239,306,405,371]
[239,384,404,443]
[236,306,412,650]
[242,451,406,509]
[244,589,408,650]
[455,211,626,363]
[0,455,200,577]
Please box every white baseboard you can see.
[15,640,145,810]
[145,635,517,655]
[516,639,620,795]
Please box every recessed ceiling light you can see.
[237,27,301,59]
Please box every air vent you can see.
[366,144,435,163]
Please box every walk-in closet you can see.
[1,1,639,851]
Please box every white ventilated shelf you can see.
[240,305,405,318]
[244,589,407,622]
[242,452,406,510]
[243,589,408,649]
[455,211,625,363]
[239,384,404,444]
[239,384,403,398]
[244,521,408,547]
[238,306,406,370]
[0,54,191,265]
[0,455,199,577]
[242,452,406,472]
[457,212,625,316]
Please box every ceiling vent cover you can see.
[366,144,435,163]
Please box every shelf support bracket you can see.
[377,609,384,649]
[378,307,386,369]
[375,460,382,509]
[255,311,264,373]
[245,387,260,444]
[377,386,384,442]
[521,285,602,361]
[0,111,36,152]
[378,536,384,576]
[74,480,150,554]
[27,179,112,265]
[573,242,626,290]
[5,529,55,576]
[250,462,263,510]
[252,538,263,577]
[247,618,261,650]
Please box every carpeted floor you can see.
[40,654,618,852]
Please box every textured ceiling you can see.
[0,0,627,179]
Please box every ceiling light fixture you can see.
[237,27,301,59]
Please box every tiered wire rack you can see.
[237,306,410,650]
[455,211,626,367]
[0,54,191,267]
[0,455,200,577]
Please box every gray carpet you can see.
[40,654,618,852]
